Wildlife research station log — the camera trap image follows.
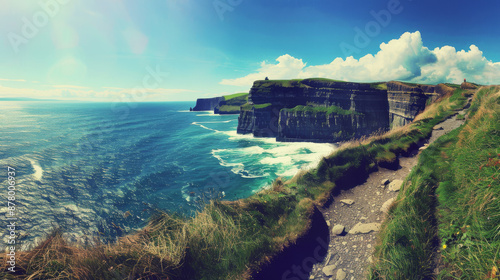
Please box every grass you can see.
[369,86,499,279]
[218,93,249,113]
[370,82,388,90]
[253,79,305,88]
[217,105,241,113]
[4,85,483,280]
[253,78,387,90]
[435,87,500,279]
[283,105,362,116]
[223,92,248,101]
[241,103,272,111]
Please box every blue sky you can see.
[0,0,499,101]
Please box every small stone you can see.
[326,221,331,227]
[381,179,390,186]
[342,242,347,245]
[368,256,373,263]
[332,225,345,236]
[322,264,337,276]
[340,199,354,205]
[336,269,347,280]
[367,244,372,248]
[388,179,403,192]
[348,223,381,234]
[349,270,354,273]
[380,198,395,214]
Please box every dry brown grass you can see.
[335,124,413,153]
[141,213,187,268]
[21,231,75,280]
[271,177,285,192]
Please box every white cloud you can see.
[220,31,500,86]
[220,54,306,86]
[0,78,27,82]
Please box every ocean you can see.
[0,101,335,249]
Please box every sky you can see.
[0,0,499,101]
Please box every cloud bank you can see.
[220,31,500,86]
[0,84,198,102]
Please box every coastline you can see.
[3,85,495,280]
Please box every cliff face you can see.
[387,82,442,127]
[192,97,225,111]
[194,94,248,114]
[277,110,370,142]
[236,79,448,143]
[237,79,389,141]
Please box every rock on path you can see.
[348,223,381,234]
[388,179,403,192]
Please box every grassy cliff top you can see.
[241,102,272,111]
[221,93,248,108]
[223,92,248,100]
[253,78,389,91]
[253,79,306,88]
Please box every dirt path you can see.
[308,108,468,280]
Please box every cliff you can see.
[193,93,248,114]
[387,81,446,127]
[278,107,374,142]
[236,79,450,143]
[214,93,249,114]
[192,97,225,111]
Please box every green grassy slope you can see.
[369,86,499,279]
[218,93,249,114]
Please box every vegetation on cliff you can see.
[215,92,249,114]
[241,102,271,111]
[283,105,363,116]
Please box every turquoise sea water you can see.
[0,101,335,248]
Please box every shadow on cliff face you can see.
[251,207,329,280]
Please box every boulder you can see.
[340,199,354,205]
[381,198,395,214]
[348,223,381,234]
[322,264,337,276]
[388,179,403,192]
[336,268,346,280]
[332,225,345,235]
